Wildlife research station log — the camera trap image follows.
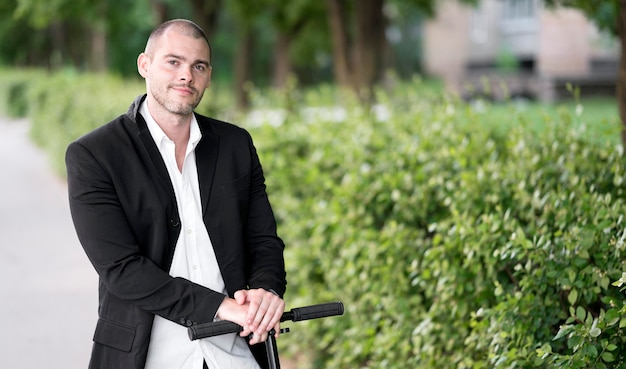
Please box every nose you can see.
[179,66,193,83]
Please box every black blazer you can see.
[66,95,286,369]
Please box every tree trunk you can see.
[618,0,626,149]
[234,26,254,110]
[48,23,66,69]
[189,0,222,37]
[272,32,292,88]
[90,23,108,72]
[150,0,170,25]
[326,0,354,88]
[354,0,385,98]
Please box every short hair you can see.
[144,19,211,61]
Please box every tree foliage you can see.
[544,0,619,34]
[1,0,473,86]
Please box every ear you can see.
[137,53,150,78]
[205,66,213,88]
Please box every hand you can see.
[215,289,285,345]
[215,297,252,337]
[235,289,285,345]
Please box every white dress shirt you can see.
[140,101,260,369]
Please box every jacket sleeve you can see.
[66,140,224,326]
[242,132,287,297]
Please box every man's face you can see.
[138,28,212,116]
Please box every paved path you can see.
[0,117,97,369]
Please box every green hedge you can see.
[0,69,234,174]
[2,70,626,368]
[253,84,626,368]
[0,69,46,118]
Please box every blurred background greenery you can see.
[2,0,626,368]
[0,0,621,110]
[0,0,432,107]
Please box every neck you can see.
[145,97,192,172]
[146,97,192,146]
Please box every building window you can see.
[501,0,538,33]
[503,0,535,20]
[471,7,488,44]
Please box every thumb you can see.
[234,290,247,305]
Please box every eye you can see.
[167,59,179,66]
[194,64,206,72]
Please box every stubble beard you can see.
[152,83,204,116]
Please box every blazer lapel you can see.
[195,121,220,216]
[125,94,177,202]
[135,118,177,202]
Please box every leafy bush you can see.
[2,70,626,368]
[22,70,144,174]
[0,68,46,118]
[0,69,233,174]
[250,84,626,368]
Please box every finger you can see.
[267,299,285,332]
[250,297,270,331]
[239,322,253,339]
[234,290,247,305]
[272,322,281,339]
[266,297,285,328]
[249,331,268,345]
[256,299,283,334]
[245,291,263,326]
[246,289,272,327]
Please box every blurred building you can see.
[422,0,619,101]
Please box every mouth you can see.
[171,85,196,96]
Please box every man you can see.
[66,19,287,369]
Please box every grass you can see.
[468,96,621,146]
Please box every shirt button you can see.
[192,265,198,270]
[186,229,192,234]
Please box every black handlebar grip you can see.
[188,320,242,341]
[289,302,344,322]
[188,302,345,341]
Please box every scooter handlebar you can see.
[188,302,344,341]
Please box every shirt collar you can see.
[139,100,202,150]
